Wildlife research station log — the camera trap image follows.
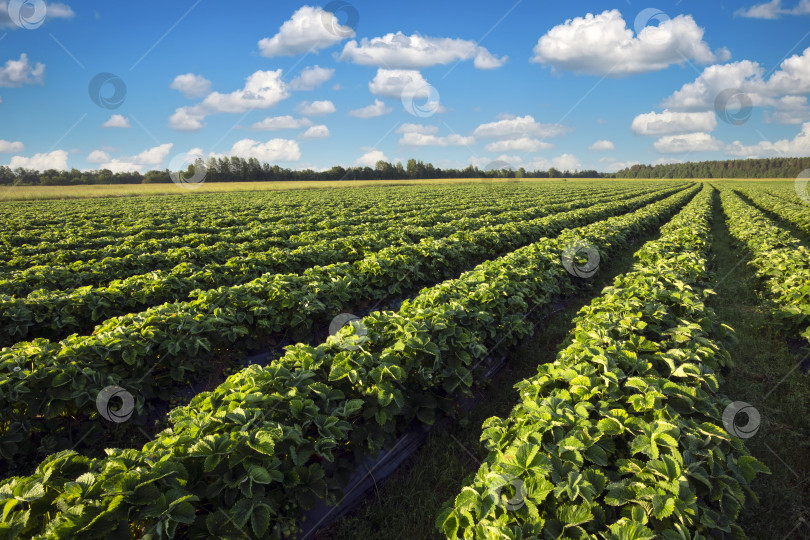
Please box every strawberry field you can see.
[0,180,807,539]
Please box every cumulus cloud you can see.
[662,48,810,124]
[0,53,45,86]
[169,70,289,131]
[295,100,336,116]
[249,115,313,131]
[91,144,174,173]
[520,153,582,171]
[473,115,571,139]
[396,123,439,135]
[631,110,717,135]
[735,0,810,19]
[653,132,723,153]
[290,65,334,90]
[170,73,212,98]
[226,138,301,162]
[600,159,641,173]
[0,1,74,29]
[355,149,388,167]
[0,139,24,153]
[348,99,392,118]
[86,150,109,163]
[10,150,68,170]
[258,5,354,57]
[339,32,506,69]
[725,121,810,157]
[588,140,615,151]
[484,137,553,152]
[102,114,131,128]
[368,69,432,99]
[530,10,724,77]
[399,132,475,147]
[299,125,330,139]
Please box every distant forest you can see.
[0,156,808,186]
[609,157,810,179]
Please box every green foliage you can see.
[0,184,698,538]
[437,186,769,538]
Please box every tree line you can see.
[609,157,810,179]
[1,156,808,186]
[0,157,599,186]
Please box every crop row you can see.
[0,193,544,270]
[437,185,768,538]
[0,185,644,293]
[0,185,697,538]
[0,183,598,254]
[0,187,659,345]
[720,188,810,349]
[0,194,534,266]
[733,187,810,236]
[0,185,692,467]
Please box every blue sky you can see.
[1,0,810,174]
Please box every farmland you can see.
[0,179,807,539]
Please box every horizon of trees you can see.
[0,156,807,186]
[609,157,810,179]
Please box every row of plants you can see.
[437,185,769,538]
[0,196,513,267]
[0,183,600,260]
[0,185,697,538]
[0,185,636,294]
[0,186,657,345]
[0,182,483,245]
[734,187,810,236]
[0,186,694,468]
[720,188,810,350]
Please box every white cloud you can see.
[368,69,432,99]
[631,110,717,135]
[736,0,810,19]
[299,125,330,139]
[98,160,141,173]
[473,115,571,139]
[522,153,582,171]
[258,5,354,57]
[0,1,74,29]
[295,100,336,116]
[102,114,131,128]
[131,143,173,166]
[339,32,506,69]
[348,99,392,118]
[168,108,205,132]
[725,121,810,157]
[249,115,313,131]
[0,139,24,153]
[396,123,439,135]
[290,65,334,90]
[169,70,289,131]
[653,132,723,153]
[600,159,640,173]
[170,73,211,98]
[227,138,301,162]
[530,9,723,77]
[0,53,45,87]
[484,137,553,152]
[399,132,475,147]
[87,150,109,163]
[588,140,615,151]
[355,149,388,167]
[94,143,174,173]
[10,150,68,170]
[662,48,810,124]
